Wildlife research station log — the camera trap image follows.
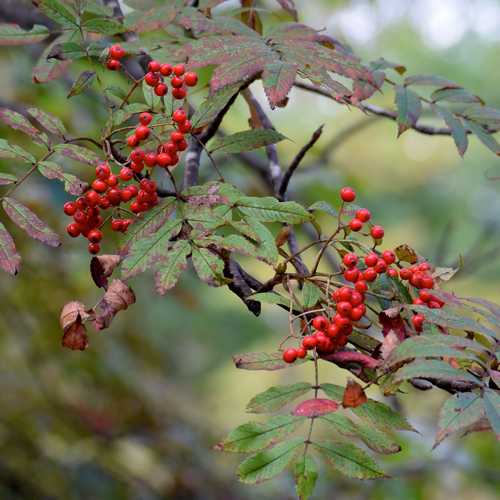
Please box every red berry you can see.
[73,210,87,225]
[173,64,185,76]
[106,174,118,187]
[349,218,363,232]
[127,134,139,147]
[421,276,434,289]
[99,197,111,209]
[338,286,352,303]
[111,219,123,232]
[302,335,317,350]
[176,139,188,151]
[336,301,353,317]
[343,253,358,268]
[164,142,177,155]
[106,59,121,71]
[418,262,431,272]
[387,268,398,278]
[334,314,351,330]
[312,315,329,332]
[171,131,184,143]
[63,201,77,216]
[107,188,122,206]
[88,229,103,243]
[139,113,153,126]
[66,223,80,237]
[412,314,425,332]
[282,348,297,364]
[340,186,356,202]
[127,185,138,197]
[130,201,141,213]
[350,306,365,321]
[119,167,134,181]
[144,152,157,167]
[419,290,432,302]
[171,76,184,88]
[172,88,186,99]
[109,44,125,59]
[173,109,187,123]
[157,153,173,167]
[154,83,168,96]
[382,250,396,265]
[184,71,198,86]
[144,72,159,86]
[131,148,145,163]
[91,179,107,193]
[350,291,364,306]
[88,242,100,254]
[363,268,378,282]
[428,301,441,309]
[121,189,134,202]
[85,190,100,206]
[148,60,161,72]
[413,298,425,306]
[135,125,150,140]
[410,272,424,289]
[355,208,371,222]
[140,178,157,193]
[399,268,412,280]
[131,162,144,173]
[374,259,387,274]
[344,268,359,282]
[160,64,172,76]
[178,120,192,134]
[326,323,340,338]
[355,280,368,293]
[95,163,110,179]
[370,225,385,240]
[364,253,378,267]
[296,347,307,359]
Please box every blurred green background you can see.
[0,0,500,498]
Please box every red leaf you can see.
[379,311,407,341]
[0,221,20,275]
[292,398,339,417]
[342,380,368,408]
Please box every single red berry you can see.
[119,167,134,181]
[73,210,87,225]
[88,229,103,243]
[340,186,356,202]
[178,120,192,134]
[106,59,121,71]
[99,197,111,209]
[413,298,425,306]
[418,262,431,272]
[371,225,385,240]
[140,178,157,193]
[399,268,412,280]
[135,125,150,140]
[95,163,110,179]
[144,72,159,87]
[131,162,144,173]
[139,113,153,126]
[160,63,172,76]
[111,219,123,232]
[428,301,441,309]
[337,301,353,317]
[171,76,184,88]
[172,88,186,99]
[364,253,378,267]
[66,222,80,237]
[355,208,371,222]
[282,348,297,364]
[387,268,398,278]
[326,323,340,338]
[412,314,425,332]
[355,280,368,293]
[154,83,168,96]
[173,64,185,76]
[419,290,432,302]
[171,131,184,143]
[144,152,157,167]
[88,242,100,255]
[363,267,378,282]
[91,179,108,193]
[164,142,177,155]
[350,291,364,306]
[172,109,187,123]
[302,335,317,350]
[109,44,126,59]
[349,218,363,232]
[127,134,139,147]
[85,190,100,206]
[343,253,358,268]
[127,185,138,197]
[410,271,424,289]
[121,189,134,203]
[107,188,122,206]
[334,314,351,330]
[148,60,161,72]
[169,153,179,165]
[184,71,198,86]
[296,347,307,359]
[350,306,365,321]
[130,201,141,213]
[76,197,87,209]
[338,286,352,302]
[176,139,188,151]
[106,174,119,187]
[382,250,396,265]
[63,201,77,216]
[344,268,359,282]
[131,148,146,162]
[157,153,173,167]
[374,259,387,274]
[421,276,434,289]
[312,315,329,332]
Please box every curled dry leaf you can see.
[342,379,368,408]
[62,322,88,351]
[59,301,91,331]
[93,279,136,330]
[379,311,407,341]
[90,254,122,289]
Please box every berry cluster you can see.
[282,186,444,363]
[106,43,126,70]
[142,60,198,100]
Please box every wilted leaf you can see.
[38,160,87,195]
[54,143,101,165]
[209,129,286,154]
[369,57,406,74]
[342,380,368,408]
[32,34,71,84]
[62,322,88,351]
[233,351,303,371]
[94,279,136,330]
[238,196,312,223]
[90,254,122,289]
[216,415,305,453]
[237,437,303,484]
[294,455,318,500]
[0,24,50,45]
[67,71,96,98]
[0,107,47,147]
[247,382,312,413]
[27,107,66,136]
[393,359,481,385]
[154,239,191,295]
[432,266,459,282]
[59,301,90,332]
[275,0,298,20]
[313,441,386,479]
[292,398,339,417]
[394,244,418,264]
[0,222,20,275]
[2,197,60,247]
[394,85,422,136]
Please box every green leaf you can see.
[463,119,500,156]
[47,41,88,60]
[217,234,256,256]
[294,455,318,500]
[83,18,126,35]
[191,83,241,128]
[463,106,500,127]
[142,78,162,111]
[321,383,415,432]
[238,196,312,223]
[245,219,279,265]
[369,57,406,74]
[433,104,468,156]
[33,34,72,84]
[431,87,483,104]
[0,139,35,163]
[262,61,298,108]
[0,221,20,275]
[384,333,484,368]
[250,292,289,306]
[121,218,183,278]
[393,359,481,385]
[154,239,191,295]
[434,393,485,447]
[404,74,458,88]
[313,440,386,479]
[27,107,66,136]
[0,173,17,185]
[237,437,303,484]
[394,85,422,136]
[2,197,60,247]
[209,129,286,154]
[38,0,77,27]
[483,389,500,439]
[191,245,226,286]
[233,351,305,371]
[308,200,338,217]
[37,160,87,196]
[67,71,96,98]
[321,412,401,455]
[0,107,47,147]
[247,382,311,413]
[53,143,100,165]
[302,281,321,308]
[216,415,305,453]
[0,24,50,45]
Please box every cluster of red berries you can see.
[63,162,159,254]
[106,43,126,71]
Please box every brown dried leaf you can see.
[380,330,401,360]
[342,379,368,408]
[394,244,418,264]
[59,301,90,332]
[94,279,136,330]
[62,322,88,351]
[90,254,121,289]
